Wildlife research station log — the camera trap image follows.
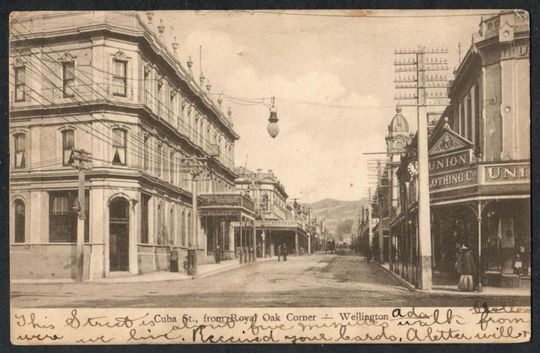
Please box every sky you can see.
[154,10,496,202]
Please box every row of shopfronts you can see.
[372,11,530,290]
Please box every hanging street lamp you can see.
[267,96,279,139]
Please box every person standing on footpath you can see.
[277,244,282,262]
[455,244,476,291]
[283,243,288,261]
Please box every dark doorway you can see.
[109,197,129,271]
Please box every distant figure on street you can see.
[170,245,179,272]
[214,245,221,264]
[282,243,288,261]
[365,245,373,264]
[277,244,282,262]
[455,244,476,291]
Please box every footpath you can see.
[12,257,274,284]
[377,262,530,297]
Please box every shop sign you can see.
[429,167,477,191]
[429,150,470,174]
[483,163,530,183]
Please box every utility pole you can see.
[182,157,207,274]
[71,149,92,282]
[368,188,373,250]
[394,46,449,290]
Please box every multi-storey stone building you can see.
[9,11,244,280]
[235,168,310,257]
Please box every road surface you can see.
[11,254,528,308]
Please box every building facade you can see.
[390,11,530,288]
[235,169,310,257]
[9,11,239,280]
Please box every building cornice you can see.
[10,12,240,140]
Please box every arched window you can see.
[14,199,25,243]
[156,142,162,177]
[187,211,192,247]
[141,194,150,244]
[181,209,186,246]
[112,128,127,165]
[169,206,175,245]
[143,134,150,172]
[170,151,175,184]
[14,133,26,169]
[62,129,74,166]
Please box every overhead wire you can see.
[10,21,234,161]
[10,22,235,174]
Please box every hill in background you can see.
[305,198,369,241]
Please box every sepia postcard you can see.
[8,9,531,345]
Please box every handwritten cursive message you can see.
[11,306,531,345]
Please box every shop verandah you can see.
[199,193,257,263]
[252,220,310,258]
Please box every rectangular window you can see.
[112,129,126,165]
[112,60,127,97]
[14,66,26,102]
[62,130,75,166]
[141,194,150,243]
[49,190,89,242]
[62,61,75,98]
[14,134,26,169]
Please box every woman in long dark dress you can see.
[455,244,476,291]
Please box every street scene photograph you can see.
[8,9,530,312]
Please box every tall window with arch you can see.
[14,199,25,243]
[14,133,26,169]
[170,151,175,184]
[181,209,186,246]
[112,128,127,165]
[62,129,74,166]
[143,134,150,172]
[156,143,162,177]
[169,206,175,245]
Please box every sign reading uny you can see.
[483,163,530,183]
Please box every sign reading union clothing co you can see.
[428,149,476,191]
[430,167,477,190]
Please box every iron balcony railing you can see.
[200,193,255,212]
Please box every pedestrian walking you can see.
[282,243,288,261]
[277,244,282,262]
[365,245,373,264]
[170,245,179,272]
[214,245,221,264]
[455,244,476,291]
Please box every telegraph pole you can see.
[394,46,449,290]
[72,149,92,282]
[367,188,373,250]
[182,157,207,247]
[182,157,207,274]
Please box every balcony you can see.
[200,193,254,212]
